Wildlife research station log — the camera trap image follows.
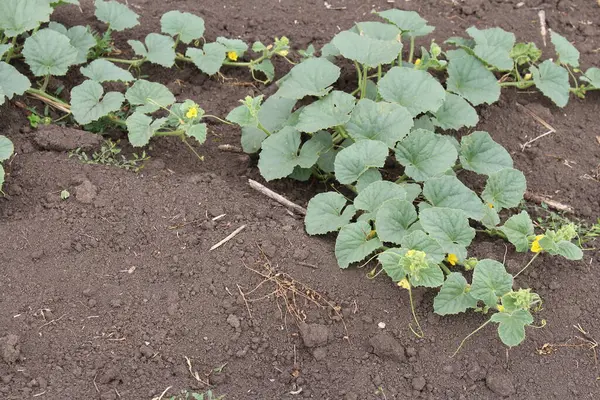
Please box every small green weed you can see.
[166,389,224,400]
[68,139,149,172]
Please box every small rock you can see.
[369,332,406,363]
[227,314,241,329]
[75,180,97,204]
[98,367,120,384]
[1,334,20,364]
[467,362,486,382]
[298,323,329,348]
[486,370,516,397]
[345,394,358,400]
[312,347,327,361]
[406,347,417,357]
[378,322,386,329]
[139,345,154,358]
[412,376,426,391]
[549,281,560,290]
[33,125,102,152]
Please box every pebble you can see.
[412,376,426,391]
[378,322,386,329]
[227,314,241,329]
[312,347,327,361]
[486,370,516,397]
[369,332,406,363]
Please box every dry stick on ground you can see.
[538,10,548,46]
[524,191,574,213]
[517,103,556,151]
[248,179,307,215]
[218,144,243,153]
[537,324,598,364]
[209,225,246,251]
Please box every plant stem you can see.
[204,114,233,125]
[440,264,452,275]
[173,34,180,50]
[377,65,382,82]
[40,75,50,92]
[408,36,415,64]
[498,81,535,89]
[360,65,368,99]
[4,36,18,64]
[102,57,146,66]
[181,137,204,161]
[407,284,424,338]
[452,318,492,357]
[354,61,362,96]
[514,252,540,278]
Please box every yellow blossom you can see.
[531,235,544,253]
[446,253,458,266]
[277,49,289,57]
[524,73,532,81]
[186,105,199,119]
[414,58,422,66]
[497,305,505,312]
[227,51,238,61]
[487,203,494,209]
[398,278,410,290]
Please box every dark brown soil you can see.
[1,1,600,399]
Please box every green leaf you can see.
[241,128,267,154]
[0,165,4,189]
[499,211,534,252]
[550,31,579,68]
[71,80,125,125]
[257,127,301,181]
[94,0,140,31]
[354,181,407,216]
[226,95,264,127]
[298,131,334,168]
[184,123,207,145]
[125,80,176,114]
[260,96,297,133]
[305,192,356,235]
[400,230,445,263]
[400,183,422,203]
[510,42,542,66]
[126,112,167,147]
[160,10,205,44]
[459,131,513,175]
[378,248,408,281]
[296,91,355,133]
[186,42,226,75]
[581,67,600,88]
[0,0,53,37]
[356,168,382,192]
[251,60,275,82]
[49,23,96,64]
[433,93,479,130]
[352,21,401,40]
[530,60,570,107]
[0,136,14,161]
[423,176,484,220]
[0,62,31,106]
[276,58,340,99]
[490,310,533,347]
[377,9,434,37]
[23,29,78,77]
[481,168,526,210]
[394,129,458,182]
[345,99,413,147]
[471,259,513,308]
[375,199,418,244]
[216,37,249,57]
[0,44,10,58]
[378,67,445,116]
[409,262,444,288]
[467,27,515,71]
[331,30,402,67]
[128,34,175,67]
[446,49,500,106]
[334,140,389,184]
[420,207,475,252]
[481,205,500,229]
[433,273,478,315]
[335,221,382,268]
[80,59,135,82]
[555,240,583,260]
[289,166,312,181]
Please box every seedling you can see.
[68,139,150,172]
[60,189,70,200]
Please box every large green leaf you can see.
[334,140,389,184]
[331,30,402,67]
[295,91,355,133]
[186,42,226,75]
[184,123,207,145]
[0,136,14,161]
[433,273,478,315]
[499,211,534,252]
[470,259,513,308]
[481,168,526,210]
[356,168,382,192]
[530,60,570,107]
[0,0,53,37]
[378,67,446,116]
[48,23,96,64]
[375,199,418,244]
[446,49,500,106]
[251,59,275,82]
[0,62,31,106]
[459,131,513,175]
[71,80,125,125]
[433,92,479,130]
[305,192,356,235]
[126,112,168,147]
[490,310,533,347]
[128,33,176,67]
[216,37,249,58]
[351,21,401,40]
[550,31,579,68]
[394,129,458,182]
[555,241,583,260]
[378,248,408,281]
[467,26,515,71]
[345,99,413,147]
[0,165,4,189]
[581,67,600,88]
[419,207,475,252]
[400,230,445,263]
[94,0,140,31]
[276,58,340,99]
[160,10,205,44]
[23,29,78,76]
[257,127,301,181]
[354,181,407,217]
[80,59,134,82]
[376,9,434,37]
[125,80,176,114]
[335,221,382,269]
[423,176,484,220]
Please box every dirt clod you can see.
[486,370,516,397]
[33,125,102,152]
[298,323,329,348]
[369,332,406,363]
[74,179,97,204]
[1,334,20,364]
[412,376,427,391]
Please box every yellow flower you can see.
[446,253,458,266]
[524,73,532,81]
[227,51,238,61]
[414,58,422,66]
[398,278,410,290]
[487,203,494,209]
[531,235,544,253]
[497,305,505,312]
[186,105,199,119]
[277,49,289,57]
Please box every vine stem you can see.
[408,36,415,64]
[3,36,18,64]
[407,284,424,338]
[514,252,540,278]
[204,114,233,125]
[440,264,451,275]
[102,57,146,66]
[360,65,368,99]
[40,75,50,92]
[452,318,492,357]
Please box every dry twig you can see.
[210,225,246,251]
[524,192,574,213]
[248,179,307,215]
